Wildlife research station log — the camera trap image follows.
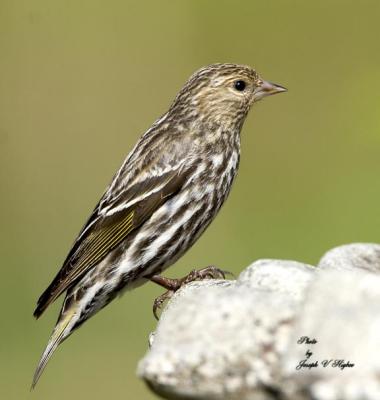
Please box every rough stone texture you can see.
[282,269,380,400]
[238,259,315,301]
[138,244,380,400]
[138,260,315,400]
[318,243,380,273]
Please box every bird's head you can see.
[170,63,286,129]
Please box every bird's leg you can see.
[151,291,174,320]
[149,266,231,319]
[149,275,184,320]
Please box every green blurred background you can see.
[1,1,380,398]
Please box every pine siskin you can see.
[32,63,286,388]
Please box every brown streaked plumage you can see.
[32,63,286,388]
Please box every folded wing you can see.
[34,166,190,318]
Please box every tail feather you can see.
[31,310,75,389]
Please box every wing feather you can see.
[34,165,189,318]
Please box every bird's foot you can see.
[181,265,229,284]
[152,290,174,320]
[150,266,232,319]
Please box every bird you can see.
[32,63,286,388]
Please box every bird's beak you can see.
[253,80,287,102]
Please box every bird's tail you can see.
[31,308,76,389]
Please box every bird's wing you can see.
[34,164,191,318]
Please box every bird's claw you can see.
[153,290,174,320]
[152,265,232,320]
[183,265,229,283]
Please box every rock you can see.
[282,269,380,400]
[138,245,380,400]
[138,260,315,400]
[238,259,315,301]
[318,243,380,273]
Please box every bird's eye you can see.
[234,80,246,92]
